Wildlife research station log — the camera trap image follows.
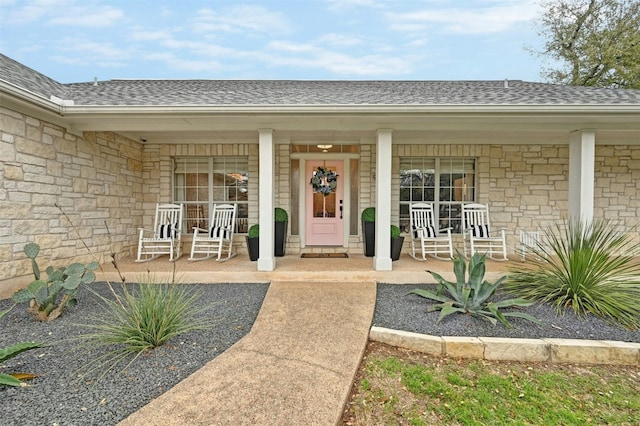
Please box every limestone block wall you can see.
[595,145,640,241]
[0,107,144,289]
[486,144,570,252]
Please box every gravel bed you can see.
[2,280,638,426]
[374,283,640,343]
[0,282,269,426]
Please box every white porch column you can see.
[258,129,275,271]
[568,130,595,224]
[374,129,393,271]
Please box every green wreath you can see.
[310,166,338,196]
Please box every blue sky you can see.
[1,0,547,83]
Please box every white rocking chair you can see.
[462,203,507,261]
[136,203,183,262]
[189,203,237,262]
[409,203,454,261]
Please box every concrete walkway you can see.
[119,280,376,426]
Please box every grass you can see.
[75,277,212,379]
[342,342,640,425]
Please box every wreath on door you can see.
[310,166,338,196]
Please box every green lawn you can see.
[343,342,640,425]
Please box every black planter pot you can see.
[363,221,376,257]
[274,221,287,257]
[391,236,405,261]
[246,236,259,261]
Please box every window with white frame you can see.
[173,157,249,234]
[399,157,476,234]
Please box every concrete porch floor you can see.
[101,251,515,285]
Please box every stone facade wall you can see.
[1,107,144,289]
[595,145,640,231]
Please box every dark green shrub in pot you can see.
[391,224,404,261]
[361,207,375,257]
[274,208,288,257]
[246,224,259,261]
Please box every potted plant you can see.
[361,207,375,257]
[274,207,288,257]
[391,224,404,261]
[246,224,259,261]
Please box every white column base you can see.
[374,256,393,271]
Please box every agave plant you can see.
[409,251,540,328]
[0,306,42,387]
[505,218,640,329]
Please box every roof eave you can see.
[61,103,640,115]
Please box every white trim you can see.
[374,129,393,271]
[569,129,595,223]
[258,129,275,271]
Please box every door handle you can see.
[339,200,343,219]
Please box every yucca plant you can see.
[76,276,211,378]
[505,218,640,329]
[409,251,540,328]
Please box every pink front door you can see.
[305,160,344,246]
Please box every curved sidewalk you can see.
[119,280,376,426]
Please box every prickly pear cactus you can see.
[24,243,41,280]
[13,243,99,321]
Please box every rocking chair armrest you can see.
[192,227,207,236]
[138,227,155,237]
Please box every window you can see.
[173,157,248,234]
[399,158,475,234]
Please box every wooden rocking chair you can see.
[461,203,507,261]
[409,202,454,261]
[136,203,183,262]
[189,203,237,262]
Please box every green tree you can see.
[536,0,640,88]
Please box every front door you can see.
[305,160,344,245]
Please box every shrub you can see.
[0,306,42,387]
[361,207,375,223]
[505,218,640,329]
[12,243,99,321]
[77,277,211,377]
[275,207,288,222]
[391,225,401,238]
[248,224,260,238]
[409,251,540,328]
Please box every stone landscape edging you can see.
[370,326,640,366]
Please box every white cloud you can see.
[317,33,364,47]
[325,0,382,12]
[387,1,540,34]
[57,37,132,61]
[193,5,290,35]
[1,0,123,27]
[266,39,416,77]
[48,6,124,27]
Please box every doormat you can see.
[301,253,349,259]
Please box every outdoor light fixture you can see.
[317,144,333,152]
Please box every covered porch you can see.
[99,251,513,287]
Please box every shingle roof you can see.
[0,54,68,100]
[2,53,640,107]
